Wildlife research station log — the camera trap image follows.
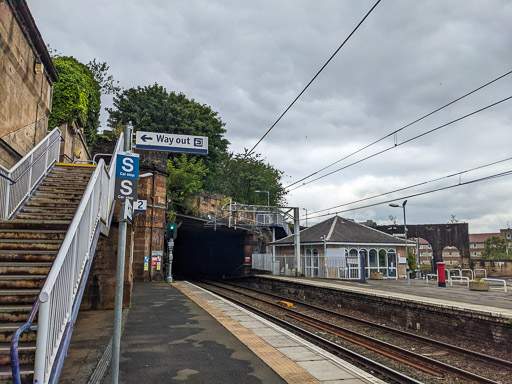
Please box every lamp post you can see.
[390,200,409,285]
[255,190,270,207]
[303,208,308,227]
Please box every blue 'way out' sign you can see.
[114,151,140,200]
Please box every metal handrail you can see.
[10,133,124,384]
[0,128,61,219]
[10,299,40,384]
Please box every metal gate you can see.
[340,256,361,280]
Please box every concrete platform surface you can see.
[62,281,383,384]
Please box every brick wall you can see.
[132,171,167,281]
[240,276,512,350]
[0,3,55,168]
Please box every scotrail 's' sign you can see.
[135,131,208,155]
[114,151,140,201]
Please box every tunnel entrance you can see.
[172,215,251,279]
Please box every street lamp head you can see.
[389,203,400,208]
[139,172,153,179]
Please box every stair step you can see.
[23,202,79,210]
[15,213,74,221]
[28,196,82,203]
[0,241,61,251]
[0,221,70,231]
[20,207,78,214]
[0,262,52,275]
[0,253,55,262]
[0,364,34,384]
[0,322,37,343]
[0,291,39,305]
[31,192,83,200]
[0,276,46,290]
[0,306,34,322]
[8,218,71,226]
[0,230,65,241]
[0,340,36,366]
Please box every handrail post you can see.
[34,295,50,384]
[27,152,33,198]
[4,182,10,219]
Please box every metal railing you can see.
[10,133,124,384]
[0,128,61,220]
[482,278,508,292]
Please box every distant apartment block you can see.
[468,232,500,257]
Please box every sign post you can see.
[112,125,138,384]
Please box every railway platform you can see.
[63,281,383,383]
[259,275,512,315]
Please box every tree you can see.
[167,154,208,219]
[86,59,121,95]
[388,215,397,225]
[419,262,431,275]
[449,215,459,223]
[107,84,229,189]
[49,56,101,146]
[219,151,287,206]
[407,248,417,272]
[481,236,508,259]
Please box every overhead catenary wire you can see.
[287,94,512,192]
[305,156,512,216]
[285,69,512,189]
[305,169,512,221]
[235,0,382,167]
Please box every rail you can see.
[450,276,469,287]
[10,133,124,384]
[0,128,61,220]
[461,268,474,279]
[482,278,507,293]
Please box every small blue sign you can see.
[115,152,140,179]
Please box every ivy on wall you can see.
[48,56,100,146]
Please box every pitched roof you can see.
[272,216,407,246]
[469,233,500,243]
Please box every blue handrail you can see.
[10,299,40,384]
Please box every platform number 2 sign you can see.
[114,152,140,201]
[134,200,147,213]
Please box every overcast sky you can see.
[29,0,512,233]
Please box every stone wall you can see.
[59,122,92,163]
[462,259,512,277]
[0,2,57,168]
[81,202,134,309]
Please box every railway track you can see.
[193,279,510,384]
[224,280,512,371]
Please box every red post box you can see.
[437,262,446,287]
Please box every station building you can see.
[271,216,415,279]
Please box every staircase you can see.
[0,164,95,383]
